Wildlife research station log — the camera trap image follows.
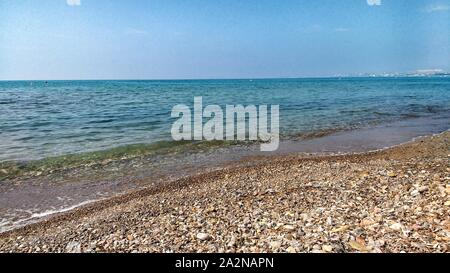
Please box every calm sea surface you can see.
[0,77,449,162]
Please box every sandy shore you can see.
[0,132,449,253]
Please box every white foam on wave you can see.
[29,200,99,219]
[0,199,102,234]
[0,219,11,229]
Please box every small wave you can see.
[30,200,99,219]
[0,139,234,180]
[401,113,421,119]
[0,200,101,233]
[373,111,394,116]
[426,105,440,114]
[339,109,366,115]
[293,128,346,140]
[87,118,116,124]
[15,136,35,141]
[406,104,443,114]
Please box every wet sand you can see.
[0,130,448,253]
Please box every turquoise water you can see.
[0,77,449,161]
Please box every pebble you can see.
[389,223,403,231]
[65,241,81,253]
[348,240,368,252]
[269,241,282,250]
[227,236,237,247]
[282,225,296,232]
[196,233,211,241]
[411,190,420,196]
[322,245,333,252]
[387,171,397,177]
[286,246,296,253]
[417,186,428,193]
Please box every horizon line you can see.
[1,74,448,82]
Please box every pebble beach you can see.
[0,131,448,253]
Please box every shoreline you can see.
[2,114,449,181]
[0,131,448,252]
[0,123,446,235]
[1,115,447,234]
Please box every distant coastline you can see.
[1,71,449,82]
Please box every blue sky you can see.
[0,0,449,80]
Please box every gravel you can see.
[0,132,449,253]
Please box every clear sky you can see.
[1,0,449,80]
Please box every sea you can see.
[1,77,449,162]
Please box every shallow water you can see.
[274,115,450,154]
